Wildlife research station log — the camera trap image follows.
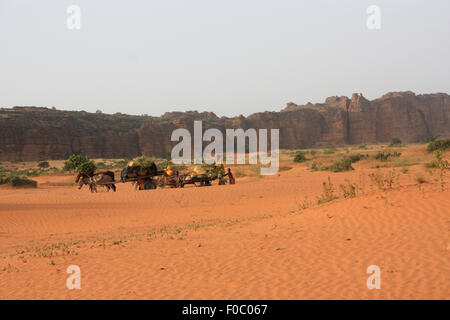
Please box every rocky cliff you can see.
[0,91,449,161]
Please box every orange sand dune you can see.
[0,167,448,299]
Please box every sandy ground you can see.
[0,165,448,299]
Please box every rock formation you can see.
[0,91,448,161]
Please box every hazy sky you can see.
[0,0,449,117]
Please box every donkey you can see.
[76,171,116,193]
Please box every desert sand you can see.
[0,162,449,300]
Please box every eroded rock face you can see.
[0,108,142,161]
[0,91,449,161]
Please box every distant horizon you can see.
[2,89,449,118]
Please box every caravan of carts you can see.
[117,161,234,191]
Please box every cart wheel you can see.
[143,179,157,190]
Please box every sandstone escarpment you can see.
[0,91,449,161]
[0,108,143,161]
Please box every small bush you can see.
[427,139,450,152]
[339,180,357,198]
[358,144,367,149]
[320,157,354,172]
[317,177,339,204]
[63,154,90,172]
[293,152,306,163]
[390,138,402,146]
[374,151,401,161]
[369,169,399,190]
[37,161,50,169]
[424,136,436,143]
[77,160,97,175]
[297,196,313,210]
[310,150,317,156]
[323,148,336,154]
[0,174,37,188]
[348,153,367,163]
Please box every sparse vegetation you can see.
[63,154,96,174]
[293,151,306,163]
[368,169,399,190]
[0,174,37,188]
[310,161,320,171]
[319,157,354,172]
[37,161,50,169]
[432,150,449,191]
[317,177,339,204]
[348,153,368,163]
[390,138,402,146]
[297,196,313,210]
[131,155,155,168]
[323,148,336,154]
[339,180,357,198]
[374,151,401,161]
[427,139,450,152]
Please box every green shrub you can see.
[424,136,436,143]
[427,139,450,152]
[374,151,401,161]
[37,161,50,169]
[390,138,402,146]
[64,154,96,174]
[293,152,306,163]
[348,153,367,163]
[0,174,37,188]
[323,148,336,154]
[319,153,366,173]
[320,158,354,172]
[358,144,367,149]
[310,150,317,156]
[78,161,97,175]
[63,154,90,172]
